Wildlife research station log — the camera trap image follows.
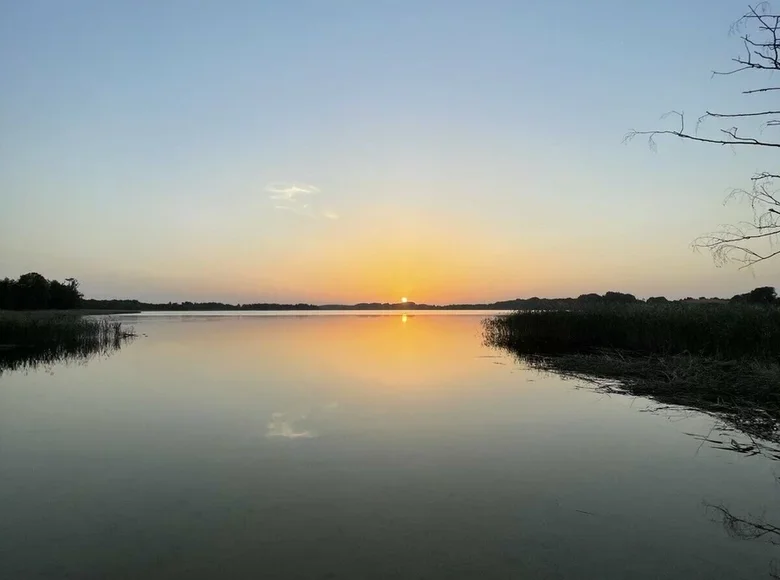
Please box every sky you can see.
[1,0,778,304]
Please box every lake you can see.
[1,312,778,579]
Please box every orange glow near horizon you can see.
[158,313,492,391]
[146,206,693,305]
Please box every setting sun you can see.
[401,297,408,303]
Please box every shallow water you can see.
[0,312,778,579]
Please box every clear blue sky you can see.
[1,0,776,303]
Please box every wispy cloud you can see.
[266,181,339,220]
[266,182,320,201]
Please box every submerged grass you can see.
[0,311,135,373]
[519,351,780,443]
[484,304,780,445]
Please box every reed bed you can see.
[484,304,780,359]
[0,311,134,373]
[484,304,780,444]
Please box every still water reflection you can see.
[0,312,778,579]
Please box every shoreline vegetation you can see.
[0,311,136,373]
[484,300,780,447]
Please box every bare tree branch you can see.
[706,110,780,118]
[743,86,780,93]
[624,127,780,148]
[628,4,780,267]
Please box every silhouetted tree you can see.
[0,274,83,310]
[16,273,50,310]
[627,4,780,267]
[577,293,603,303]
[0,277,17,309]
[647,296,670,304]
[732,285,778,304]
[603,291,638,303]
[50,278,82,309]
[749,286,778,303]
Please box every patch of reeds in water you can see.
[0,312,135,373]
[483,303,780,359]
[483,304,780,445]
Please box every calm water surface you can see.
[1,312,778,579]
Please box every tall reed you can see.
[0,312,135,373]
[484,304,780,360]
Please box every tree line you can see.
[2,271,778,311]
[0,273,83,310]
[82,288,780,311]
[80,299,319,311]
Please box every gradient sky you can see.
[1,0,778,303]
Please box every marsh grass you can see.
[0,311,135,373]
[484,304,780,445]
[483,304,780,359]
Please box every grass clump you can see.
[484,303,780,359]
[0,311,135,373]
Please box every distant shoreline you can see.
[0,309,142,317]
[77,293,732,314]
[76,309,143,315]
[112,307,511,312]
[2,289,751,316]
